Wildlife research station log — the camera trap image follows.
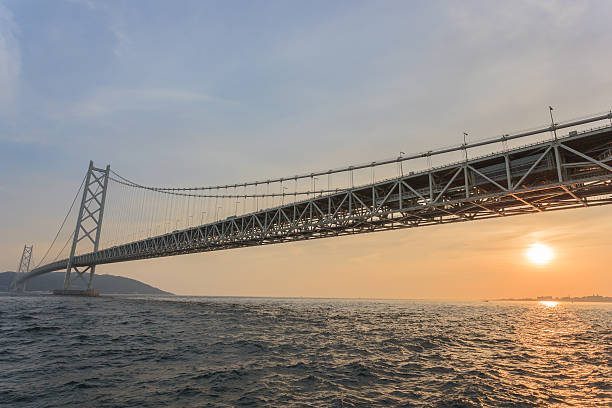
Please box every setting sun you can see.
[526,243,554,265]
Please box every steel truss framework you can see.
[62,161,110,290]
[20,125,612,282]
[10,244,33,291]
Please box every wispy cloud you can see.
[65,0,101,10]
[109,24,131,57]
[71,87,212,117]
[447,0,587,42]
[0,4,20,113]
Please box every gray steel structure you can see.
[10,244,33,291]
[17,114,612,285]
[62,161,110,290]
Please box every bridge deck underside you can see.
[24,126,612,279]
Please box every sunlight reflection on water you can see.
[1,295,610,407]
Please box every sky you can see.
[1,0,611,298]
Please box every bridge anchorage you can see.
[12,109,612,294]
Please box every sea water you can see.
[1,294,610,407]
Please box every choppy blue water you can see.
[0,294,610,407]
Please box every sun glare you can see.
[540,301,558,307]
[526,243,554,265]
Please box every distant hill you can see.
[0,271,172,295]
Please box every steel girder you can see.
[20,125,612,282]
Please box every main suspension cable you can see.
[51,230,75,263]
[108,111,612,193]
[109,175,342,198]
[35,174,86,268]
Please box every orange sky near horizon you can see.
[102,203,612,299]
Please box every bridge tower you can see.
[63,161,110,292]
[10,244,33,292]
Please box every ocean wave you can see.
[1,295,610,407]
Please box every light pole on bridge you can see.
[549,106,558,140]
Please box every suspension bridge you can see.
[10,110,612,294]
